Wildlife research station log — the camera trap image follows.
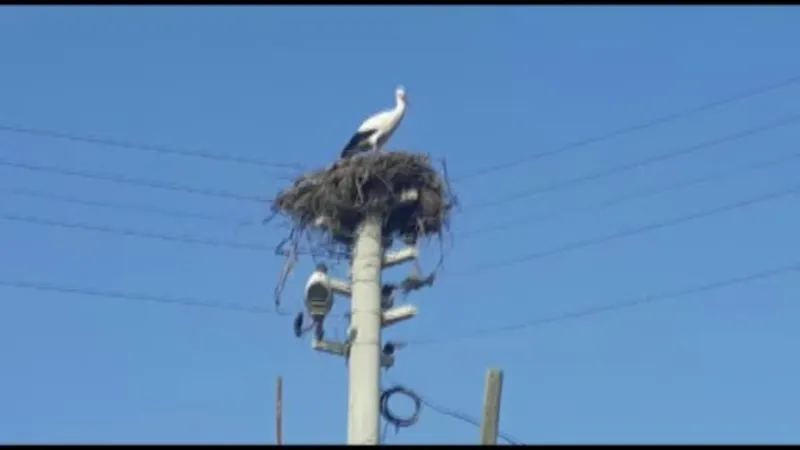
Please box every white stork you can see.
[340,85,408,159]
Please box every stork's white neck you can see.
[395,97,407,114]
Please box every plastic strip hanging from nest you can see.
[273,230,300,315]
[437,157,459,254]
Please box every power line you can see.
[3,109,792,220]
[0,279,277,314]
[379,382,522,445]
[2,82,795,216]
[467,113,800,211]
[0,186,258,226]
[410,260,800,346]
[3,74,796,188]
[0,157,268,203]
[0,211,352,259]
[419,394,522,445]
[0,123,306,171]
[3,173,796,266]
[6,123,797,237]
[459,182,800,276]
[453,74,800,182]
[0,213,273,252]
[463,149,800,237]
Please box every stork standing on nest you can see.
[340,86,408,159]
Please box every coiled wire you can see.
[380,383,522,445]
[380,385,422,432]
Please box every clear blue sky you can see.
[1,6,799,444]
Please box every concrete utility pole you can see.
[302,207,420,444]
[479,369,504,445]
[347,215,384,445]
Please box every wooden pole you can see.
[479,369,504,445]
[276,375,283,445]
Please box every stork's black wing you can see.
[340,129,378,158]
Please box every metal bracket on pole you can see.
[383,246,419,268]
[306,270,352,299]
[312,339,395,368]
[327,277,352,298]
[381,304,418,328]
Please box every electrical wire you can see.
[0,157,267,203]
[2,261,796,353]
[421,397,522,445]
[379,383,522,444]
[467,113,800,211]
[1,173,795,264]
[1,74,795,192]
[463,148,800,237]
[4,131,797,235]
[4,112,793,223]
[458,182,800,276]
[0,213,273,253]
[0,123,306,171]
[0,186,258,226]
[453,73,800,182]
[408,260,800,346]
[3,112,791,227]
[0,279,278,314]
[0,81,793,228]
[0,278,357,320]
[2,187,793,348]
[380,385,422,430]
[0,211,353,260]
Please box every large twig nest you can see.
[271,151,454,248]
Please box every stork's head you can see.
[315,263,328,274]
[395,85,407,104]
